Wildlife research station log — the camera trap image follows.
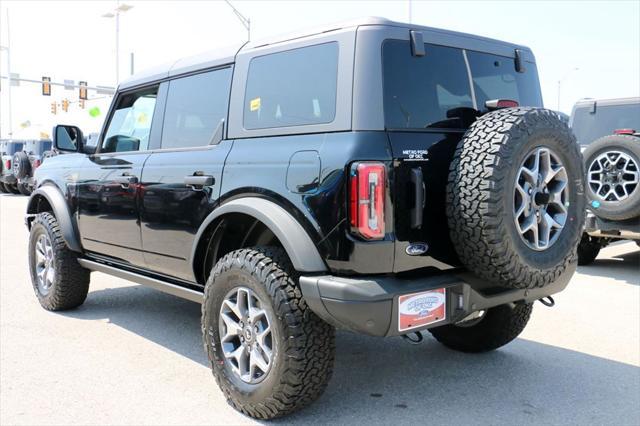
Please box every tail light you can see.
[614,128,635,135]
[349,162,386,240]
[33,159,41,168]
[4,160,10,170]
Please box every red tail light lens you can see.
[5,160,10,170]
[33,159,41,168]
[349,162,385,240]
[614,128,635,135]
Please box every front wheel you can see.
[202,247,335,419]
[428,303,533,353]
[28,212,90,310]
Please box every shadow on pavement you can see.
[61,284,640,425]
[577,248,640,286]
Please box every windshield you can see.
[382,40,543,130]
[571,102,640,146]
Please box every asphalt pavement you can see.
[1,193,639,425]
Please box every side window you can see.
[161,68,232,149]
[102,86,158,153]
[244,42,339,130]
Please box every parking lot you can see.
[1,192,638,425]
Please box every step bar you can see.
[77,259,204,304]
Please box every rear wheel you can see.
[447,108,585,289]
[0,182,9,193]
[577,233,601,265]
[202,247,335,419]
[429,303,533,353]
[7,184,20,194]
[17,182,32,196]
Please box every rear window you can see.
[466,50,542,109]
[244,42,339,130]
[382,40,542,130]
[2,142,24,155]
[571,103,640,146]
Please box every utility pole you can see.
[4,9,13,138]
[224,0,250,42]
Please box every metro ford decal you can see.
[398,288,446,332]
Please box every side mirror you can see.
[53,125,84,153]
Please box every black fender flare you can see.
[190,197,327,274]
[26,185,82,252]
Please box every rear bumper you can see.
[300,265,575,337]
[585,212,640,240]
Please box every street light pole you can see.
[102,2,133,86]
[557,67,579,111]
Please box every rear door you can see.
[139,66,233,282]
[381,37,544,272]
[77,85,161,267]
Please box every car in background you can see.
[0,141,24,194]
[12,139,54,195]
[570,97,640,264]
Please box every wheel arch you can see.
[190,197,327,283]
[26,184,82,252]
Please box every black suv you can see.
[11,139,54,195]
[1,140,24,194]
[26,18,584,419]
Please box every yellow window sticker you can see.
[250,97,261,111]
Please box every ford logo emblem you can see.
[405,243,428,256]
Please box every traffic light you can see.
[50,102,57,114]
[79,99,85,109]
[42,76,51,96]
[62,99,69,112]
[79,81,87,100]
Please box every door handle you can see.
[114,174,138,185]
[184,175,214,187]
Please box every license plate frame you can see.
[397,288,447,332]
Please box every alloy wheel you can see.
[588,150,639,202]
[218,287,274,384]
[513,147,569,251]
[35,233,55,295]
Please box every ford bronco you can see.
[26,18,584,419]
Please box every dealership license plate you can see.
[398,288,446,332]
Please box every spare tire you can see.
[447,108,585,289]
[583,134,640,220]
[12,151,31,179]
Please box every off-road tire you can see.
[202,246,335,419]
[7,183,20,194]
[28,212,90,310]
[429,303,533,353]
[0,182,9,193]
[447,107,585,289]
[577,233,601,266]
[583,134,640,221]
[17,182,32,196]
[12,151,31,179]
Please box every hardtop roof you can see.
[118,16,533,91]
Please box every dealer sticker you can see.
[398,288,446,332]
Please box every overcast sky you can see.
[1,0,638,139]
